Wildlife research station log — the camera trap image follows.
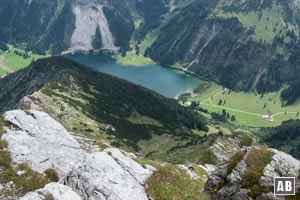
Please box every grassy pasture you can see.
[0,45,47,76]
[189,82,300,127]
[113,52,154,66]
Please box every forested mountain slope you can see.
[2,0,300,102]
[261,119,300,158]
[146,0,300,104]
[0,0,136,54]
[0,0,74,54]
[0,56,216,163]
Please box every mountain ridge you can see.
[0,56,217,164]
[2,0,300,102]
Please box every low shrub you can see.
[18,171,49,193]
[0,116,9,137]
[243,146,274,198]
[44,193,54,200]
[146,165,209,200]
[230,131,253,147]
[0,150,12,168]
[17,163,31,171]
[0,161,50,196]
[286,193,300,200]
[200,150,217,165]
[0,140,8,149]
[227,151,244,174]
[44,168,59,182]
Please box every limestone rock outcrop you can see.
[62,149,154,200]
[2,110,86,177]
[1,110,155,200]
[205,147,300,200]
[20,183,82,200]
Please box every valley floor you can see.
[2,45,299,128]
[188,83,300,127]
[0,45,46,76]
[0,55,13,75]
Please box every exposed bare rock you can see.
[20,183,82,200]
[256,192,284,200]
[62,148,154,200]
[261,149,300,187]
[211,136,241,164]
[178,165,200,180]
[63,2,119,54]
[2,110,86,177]
[19,192,43,200]
[1,110,155,200]
[205,146,300,200]
[204,164,228,192]
[227,160,247,185]
[292,0,300,8]
[199,164,217,175]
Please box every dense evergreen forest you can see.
[261,120,300,158]
[0,0,74,54]
[134,0,169,42]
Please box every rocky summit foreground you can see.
[1,110,155,200]
[205,146,300,200]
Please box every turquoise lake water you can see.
[67,54,201,98]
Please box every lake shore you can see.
[113,52,154,67]
[67,53,202,98]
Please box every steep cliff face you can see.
[64,2,119,54]
[205,146,300,200]
[1,110,155,200]
[0,0,133,54]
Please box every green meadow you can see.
[113,52,154,66]
[189,82,300,127]
[139,28,161,56]
[0,45,47,76]
[212,0,295,44]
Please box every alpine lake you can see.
[67,54,202,98]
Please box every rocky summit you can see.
[1,110,155,200]
[62,149,155,200]
[3,110,86,177]
[205,146,300,200]
[2,1,300,199]
[20,183,82,200]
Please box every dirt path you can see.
[201,89,227,104]
[0,55,13,73]
[200,88,263,116]
[201,102,263,117]
[200,89,299,122]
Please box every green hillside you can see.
[0,56,222,163]
[145,0,300,103]
[0,45,47,76]
[187,83,300,127]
